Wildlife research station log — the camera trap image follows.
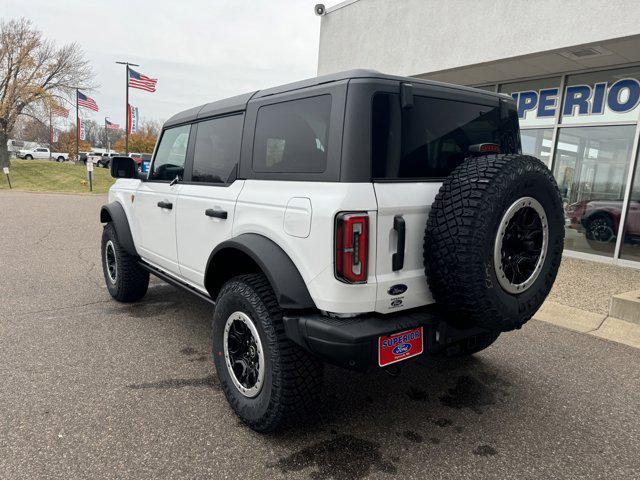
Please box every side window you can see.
[252,95,331,173]
[149,125,190,181]
[192,114,244,183]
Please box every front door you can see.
[134,124,191,274]
[176,114,245,287]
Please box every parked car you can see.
[100,70,565,432]
[17,147,68,162]
[566,198,640,244]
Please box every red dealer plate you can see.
[378,327,424,367]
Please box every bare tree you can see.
[0,18,95,167]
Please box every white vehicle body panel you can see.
[107,176,438,315]
[372,182,438,312]
[234,180,379,314]
[176,181,246,285]
[133,182,182,273]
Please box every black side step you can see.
[138,261,216,306]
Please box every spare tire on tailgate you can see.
[424,154,564,332]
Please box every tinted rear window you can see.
[253,95,331,173]
[192,114,243,183]
[372,94,520,179]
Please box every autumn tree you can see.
[0,18,95,167]
[55,128,90,155]
[114,119,162,153]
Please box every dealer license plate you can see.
[378,327,424,367]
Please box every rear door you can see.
[176,113,245,287]
[371,87,520,313]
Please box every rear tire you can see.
[57,156,65,162]
[424,154,564,332]
[101,223,149,302]
[212,274,323,432]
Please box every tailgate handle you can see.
[392,215,405,271]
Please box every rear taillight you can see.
[335,212,369,284]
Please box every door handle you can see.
[157,201,173,210]
[205,209,228,219]
[392,215,405,271]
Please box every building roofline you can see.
[325,0,361,14]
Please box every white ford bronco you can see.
[100,70,564,432]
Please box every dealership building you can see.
[318,0,640,268]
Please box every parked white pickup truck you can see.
[17,147,68,162]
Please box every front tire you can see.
[101,223,149,302]
[212,274,323,432]
[25,154,33,160]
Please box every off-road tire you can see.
[212,274,323,432]
[424,154,564,332]
[101,223,149,302]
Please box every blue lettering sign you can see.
[517,91,538,118]
[512,79,640,120]
[591,82,607,114]
[563,85,591,116]
[607,78,640,113]
[537,88,558,117]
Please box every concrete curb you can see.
[533,300,640,349]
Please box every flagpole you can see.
[75,88,79,161]
[49,103,53,159]
[116,61,139,156]
[104,117,108,153]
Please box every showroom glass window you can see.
[521,128,554,167]
[620,154,640,262]
[192,115,244,184]
[553,125,635,257]
[149,125,191,181]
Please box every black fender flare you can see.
[100,202,138,256]
[206,234,315,310]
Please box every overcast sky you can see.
[4,0,338,128]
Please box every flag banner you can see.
[51,127,60,143]
[128,104,139,134]
[52,105,69,118]
[79,119,86,141]
[128,68,157,93]
[105,119,120,130]
[77,91,99,112]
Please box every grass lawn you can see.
[0,160,115,194]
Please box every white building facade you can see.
[318,0,640,267]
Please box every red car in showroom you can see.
[566,198,640,244]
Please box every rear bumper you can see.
[283,306,490,371]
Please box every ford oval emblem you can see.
[388,284,408,296]
[392,343,412,355]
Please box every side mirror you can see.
[110,156,137,179]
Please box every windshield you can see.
[372,93,521,180]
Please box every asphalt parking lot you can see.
[1,190,639,480]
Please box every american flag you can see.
[77,91,99,111]
[51,105,69,118]
[105,119,120,130]
[128,68,157,93]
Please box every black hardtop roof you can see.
[163,69,509,128]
